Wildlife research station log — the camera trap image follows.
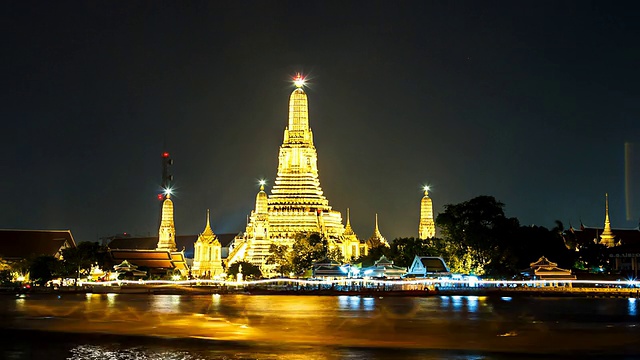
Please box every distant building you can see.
[361,255,406,279]
[404,256,450,278]
[107,194,188,276]
[365,214,389,249]
[568,194,640,278]
[191,210,224,278]
[419,187,436,239]
[0,229,76,261]
[520,256,576,282]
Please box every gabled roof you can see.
[374,255,394,266]
[530,256,557,268]
[417,256,449,273]
[313,257,341,266]
[0,229,77,260]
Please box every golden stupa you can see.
[419,186,436,239]
[226,75,365,268]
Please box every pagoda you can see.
[419,186,436,239]
[599,193,616,247]
[226,75,365,267]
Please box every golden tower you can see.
[366,213,389,248]
[227,75,352,267]
[341,208,364,259]
[419,186,436,239]
[192,209,224,278]
[599,193,616,247]
[157,195,177,251]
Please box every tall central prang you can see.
[226,74,364,268]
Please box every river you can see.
[1,293,639,359]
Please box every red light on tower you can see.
[157,193,164,200]
[162,152,170,158]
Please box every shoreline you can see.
[3,285,640,298]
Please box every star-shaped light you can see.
[293,73,305,88]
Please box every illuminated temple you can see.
[419,186,436,239]
[226,75,366,268]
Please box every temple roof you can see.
[110,249,187,270]
[571,227,640,247]
[0,229,76,260]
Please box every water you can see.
[1,294,639,359]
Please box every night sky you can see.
[3,1,640,243]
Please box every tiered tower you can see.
[419,186,436,239]
[156,194,177,251]
[227,75,354,267]
[192,210,224,278]
[599,193,616,247]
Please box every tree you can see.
[265,232,343,276]
[354,244,391,268]
[389,237,434,268]
[436,196,520,276]
[266,244,293,276]
[61,242,107,286]
[227,261,262,279]
[29,255,63,286]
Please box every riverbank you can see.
[3,285,640,298]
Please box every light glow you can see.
[164,187,173,196]
[293,73,305,88]
[78,277,640,289]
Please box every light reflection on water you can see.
[63,343,496,360]
[2,294,640,359]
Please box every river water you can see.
[1,293,639,359]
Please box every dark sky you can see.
[3,1,640,243]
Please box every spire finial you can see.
[375,213,379,233]
[202,208,214,236]
[259,179,266,191]
[423,185,430,196]
[293,73,305,88]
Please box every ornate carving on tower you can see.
[157,195,177,251]
[192,209,224,278]
[599,193,616,247]
[419,186,436,239]
[226,74,346,267]
[366,213,389,248]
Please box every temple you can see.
[225,75,366,268]
[191,210,224,278]
[419,186,436,239]
[599,193,616,247]
[157,194,177,251]
[366,213,389,248]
